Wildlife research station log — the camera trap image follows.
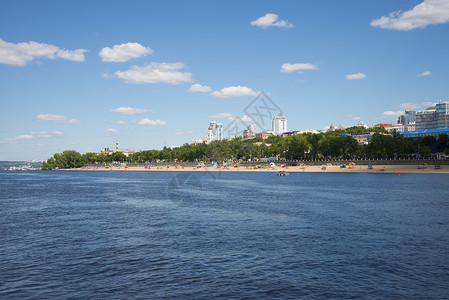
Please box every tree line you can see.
[42,126,449,169]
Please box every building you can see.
[357,121,369,129]
[403,123,416,131]
[207,125,213,143]
[192,138,205,145]
[348,132,376,145]
[374,123,404,132]
[281,131,297,137]
[242,124,258,141]
[205,121,223,143]
[99,147,140,157]
[415,102,449,130]
[255,131,274,139]
[209,121,223,141]
[398,110,416,125]
[272,114,287,135]
[328,124,344,132]
[401,128,449,139]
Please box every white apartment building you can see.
[272,114,287,135]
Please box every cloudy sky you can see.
[1,0,449,160]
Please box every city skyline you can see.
[1,0,449,160]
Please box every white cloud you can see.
[251,13,294,29]
[52,131,63,136]
[110,62,193,85]
[0,38,88,66]
[138,118,167,125]
[110,106,153,115]
[188,83,212,92]
[346,73,367,80]
[56,49,89,62]
[1,131,63,143]
[207,112,232,119]
[396,101,434,109]
[117,120,127,125]
[36,114,81,124]
[106,128,118,132]
[228,115,255,123]
[281,63,318,73]
[381,111,403,118]
[175,129,193,136]
[99,42,153,62]
[417,70,431,77]
[371,0,449,31]
[210,86,257,98]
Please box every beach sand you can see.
[76,164,449,174]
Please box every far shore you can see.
[64,164,449,174]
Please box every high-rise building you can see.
[272,114,287,135]
[415,102,449,130]
[398,110,416,125]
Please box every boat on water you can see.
[276,171,290,176]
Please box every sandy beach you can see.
[76,164,449,174]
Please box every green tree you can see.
[111,151,127,162]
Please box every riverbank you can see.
[69,164,449,174]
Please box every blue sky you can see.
[1,0,449,160]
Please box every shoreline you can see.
[65,164,449,174]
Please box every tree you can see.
[286,134,311,160]
[365,133,395,158]
[82,152,99,164]
[111,151,127,162]
[43,150,83,169]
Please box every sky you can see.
[1,0,449,161]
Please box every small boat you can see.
[276,171,289,176]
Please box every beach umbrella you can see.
[420,162,428,165]
[349,162,356,166]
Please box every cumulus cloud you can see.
[251,13,294,29]
[175,129,193,136]
[381,111,403,118]
[1,131,63,143]
[110,106,153,115]
[36,114,81,124]
[99,42,153,62]
[110,62,193,85]
[371,0,449,31]
[417,70,431,77]
[138,118,167,125]
[281,63,318,73]
[117,120,127,125]
[207,112,232,119]
[188,83,212,92]
[396,101,434,109]
[106,128,118,132]
[0,38,88,66]
[210,86,257,98]
[346,73,367,80]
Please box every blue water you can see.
[1,171,449,299]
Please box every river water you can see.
[1,171,448,299]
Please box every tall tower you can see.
[272,114,287,135]
[116,140,118,150]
